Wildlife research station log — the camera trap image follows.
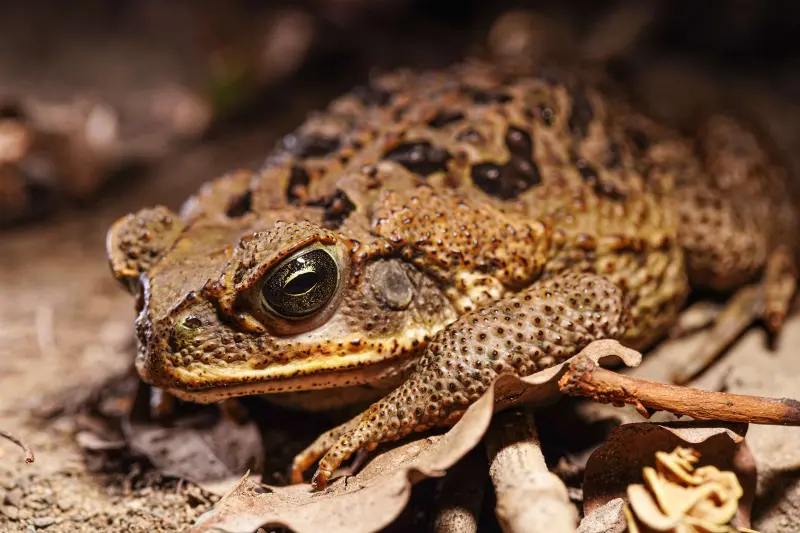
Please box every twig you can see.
[432,447,485,533]
[667,301,719,340]
[559,354,800,425]
[0,429,34,463]
[485,407,578,533]
[671,285,762,385]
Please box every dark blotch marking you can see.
[225,189,253,218]
[384,141,452,176]
[568,88,594,138]
[286,166,311,203]
[322,190,356,229]
[462,86,513,105]
[506,127,533,159]
[352,85,393,107]
[783,397,800,418]
[281,133,340,159]
[576,158,626,202]
[167,331,181,353]
[428,109,465,129]
[471,127,541,200]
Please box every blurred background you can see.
[2,0,800,226]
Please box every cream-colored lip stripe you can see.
[165,353,416,404]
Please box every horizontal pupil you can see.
[284,271,318,296]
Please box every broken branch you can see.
[559,354,800,426]
[485,407,578,533]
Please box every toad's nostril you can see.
[170,315,204,352]
[182,315,203,329]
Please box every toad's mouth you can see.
[136,346,421,404]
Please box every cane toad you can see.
[106,60,798,489]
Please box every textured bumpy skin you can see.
[106,60,798,488]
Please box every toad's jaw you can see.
[155,352,419,403]
[135,333,427,404]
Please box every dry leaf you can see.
[124,412,264,496]
[118,383,264,495]
[583,422,757,530]
[187,341,641,533]
[578,498,627,533]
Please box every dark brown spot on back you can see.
[506,127,533,159]
[0,102,24,120]
[471,127,541,199]
[281,133,340,159]
[287,166,311,203]
[576,158,626,202]
[225,189,253,218]
[428,110,466,129]
[595,181,626,201]
[322,190,356,229]
[384,141,452,176]
[577,159,599,182]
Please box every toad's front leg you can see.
[294,271,632,489]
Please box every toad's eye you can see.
[260,247,340,319]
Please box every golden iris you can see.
[260,247,339,319]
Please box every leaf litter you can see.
[123,382,265,496]
[183,338,800,533]
[187,342,642,533]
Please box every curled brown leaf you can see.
[582,422,757,531]
[187,341,641,533]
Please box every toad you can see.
[106,61,798,489]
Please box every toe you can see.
[289,417,362,484]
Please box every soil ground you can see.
[0,116,305,532]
